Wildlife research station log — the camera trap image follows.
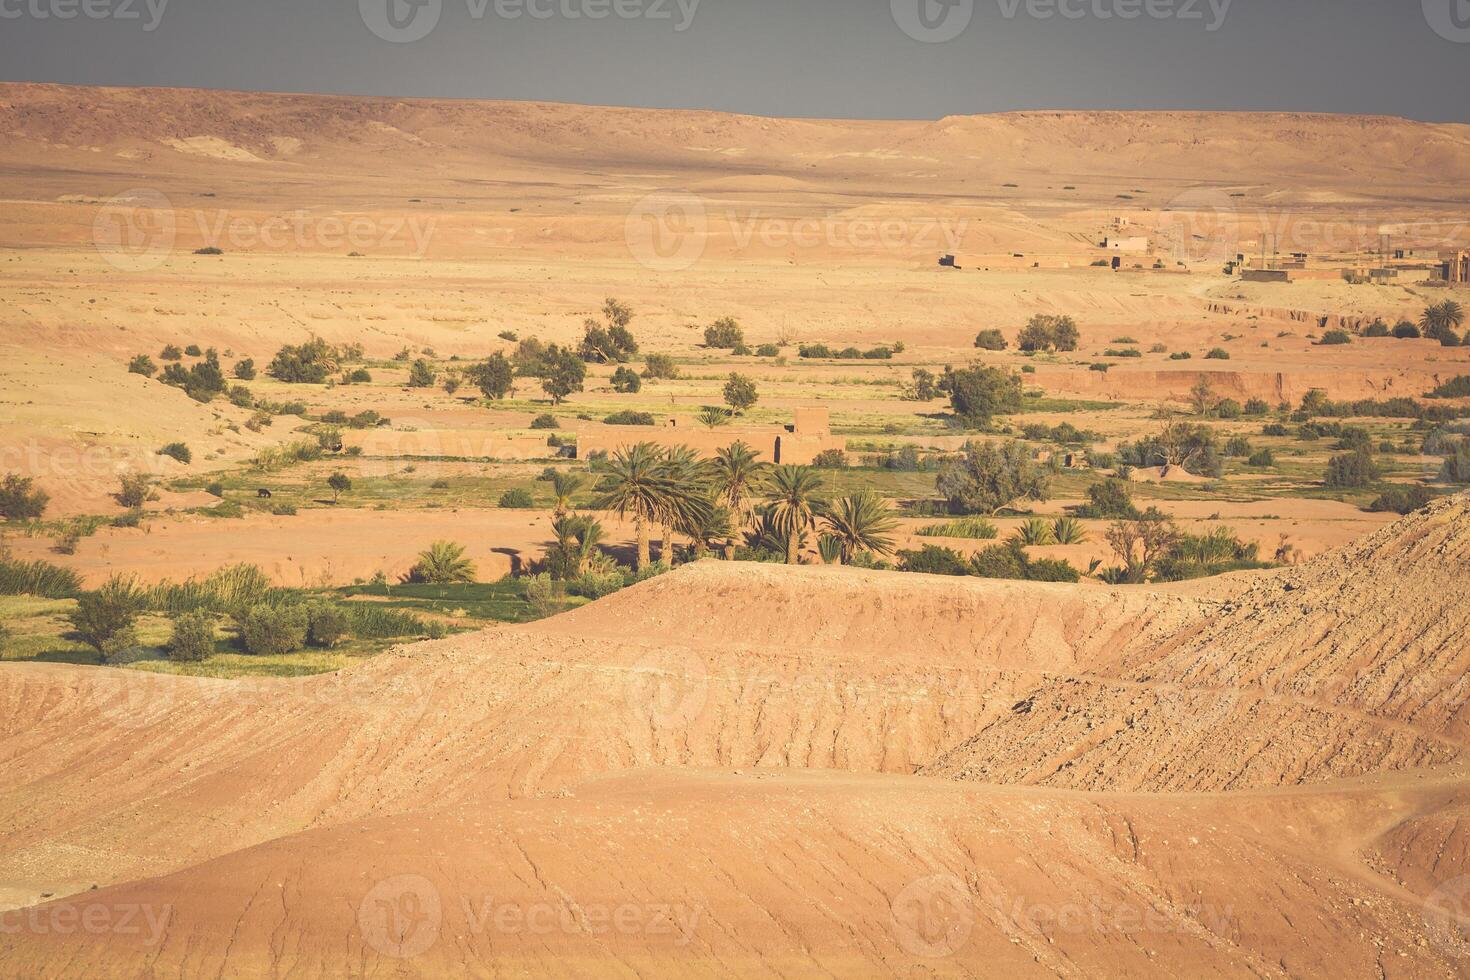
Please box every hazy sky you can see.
[1,0,1467,122]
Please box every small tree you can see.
[327,472,352,503]
[943,364,1023,426]
[1188,378,1216,416]
[407,358,437,388]
[468,352,514,400]
[442,371,463,396]
[1324,449,1378,489]
[974,328,1008,351]
[704,317,745,349]
[936,440,1049,515]
[1105,509,1177,583]
[68,576,144,662]
[1016,314,1080,352]
[611,366,642,394]
[541,347,587,404]
[723,373,759,413]
[115,473,152,509]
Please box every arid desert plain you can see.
[2,82,1470,976]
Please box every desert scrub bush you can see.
[968,543,1028,579]
[703,317,745,349]
[529,414,559,430]
[1224,435,1253,457]
[407,358,436,388]
[1244,398,1270,415]
[974,328,1008,351]
[1324,449,1379,488]
[267,337,338,384]
[566,568,626,600]
[1204,348,1231,360]
[68,576,145,662]
[1074,479,1138,520]
[1317,330,1352,346]
[160,344,182,361]
[1368,485,1434,515]
[1010,517,1058,546]
[167,611,217,662]
[236,603,308,655]
[0,554,81,597]
[1247,448,1276,467]
[603,410,655,426]
[115,473,152,509]
[898,545,970,576]
[1427,376,1470,399]
[158,442,192,465]
[914,516,998,540]
[755,343,780,357]
[498,487,536,510]
[1052,516,1088,544]
[1442,442,1470,483]
[233,358,256,380]
[0,473,49,520]
[641,353,679,379]
[307,603,352,648]
[128,354,156,377]
[812,449,848,469]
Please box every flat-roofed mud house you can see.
[575,407,845,465]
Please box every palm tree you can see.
[765,464,824,565]
[697,406,731,429]
[713,441,767,559]
[593,443,708,572]
[408,541,476,584]
[819,490,897,564]
[548,470,585,518]
[680,500,733,560]
[549,513,604,577]
[658,446,713,565]
[1421,301,1466,341]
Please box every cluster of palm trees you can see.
[545,441,899,574]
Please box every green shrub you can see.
[1205,348,1231,360]
[1324,449,1378,489]
[812,449,847,468]
[0,473,49,520]
[233,358,256,380]
[168,611,217,662]
[158,442,192,465]
[610,366,642,394]
[1052,516,1088,544]
[1026,557,1081,582]
[642,353,679,379]
[603,410,655,426]
[755,344,780,357]
[1368,486,1434,515]
[128,354,156,377]
[1224,436,1252,457]
[143,563,274,615]
[1244,398,1270,415]
[1428,376,1470,399]
[704,317,745,349]
[1010,517,1057,546]
[1318,330,1352,346]
[974,328,1008,351]
[529,414,559,430]
[307,603,352,648]
[499,487,536,509]
[343,604,426,639]
[1247,448,1276,467]
[1215,399,1242,420]
[899,545,970,576]
[1442,443,1470,483]
[68,576,145,661]
[969,543,1028,579]
[1076,479,1138,520]
[236,603,308,655]
[160,344,182,361]
[268,337,338,384]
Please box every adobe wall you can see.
[575,419,846,466]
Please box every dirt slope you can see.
[5,501,1470,975]
[925,491,1470,791]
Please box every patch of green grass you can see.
[335,580,557,624]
